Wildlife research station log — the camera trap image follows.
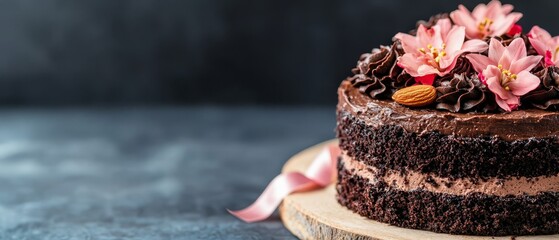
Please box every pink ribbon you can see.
[228,144,340,222]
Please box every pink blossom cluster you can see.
[394,0,557,111]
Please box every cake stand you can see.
[279,140,558,240]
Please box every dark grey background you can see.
[0,107,333,239]
[2,1,555,239]
[0,0,556,106]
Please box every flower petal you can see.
[528,37,549,57]
[466,54,493,73]
[485,0,502,20]
[487,77,518,112]
[485,67,511,99]
[506,37,527,62]
[528,26,556,64]
[437,19,453,39]
[397,53,423,76]
[486,75,513,112]
[471,3,486,20]
[504,96,520,111]
[546,50,555,67]
[484,64,503,77]
[394,32,420,54]
[495,95,512,111]
[487,80,510,100]
[506,98,520,111]
[509,71,541,96]
[416,25,434,49]
[429,25,444,50]
[488,38,506,63]
[462,39,489,53]
[499,55,513,72]
[510,55,542,73]
[491,13,522,37]
[528,25,553,42]
[501,4,514,14]
[438,52,460,72]
[499,38,526,69]
[417,64,440,76]
[450,7,478,39]
[444,26,465,53]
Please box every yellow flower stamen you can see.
[499,66,517,91]
[419,44,446,65]
[477,18,494,38]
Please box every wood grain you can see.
[279,140,559,240]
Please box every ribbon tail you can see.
[227,172,318,222]
[228,144,340,223]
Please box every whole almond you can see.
[392,85,436,107]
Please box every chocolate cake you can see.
[335,1,559,236]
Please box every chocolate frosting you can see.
[349,41,414,99]
[338,80,559,141]
[436,73,497,113]
[341,152,559,196]
[432,56,497,112]
[523,66,559,110]
[436,56,474,82]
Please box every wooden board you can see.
[279,140,559,240]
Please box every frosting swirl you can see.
[522,66,559,110]
[436,73,497,113]
[436,56,474,83]
[349,41,413,99]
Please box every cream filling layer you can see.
[341,152,559,196]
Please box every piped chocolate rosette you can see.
[347,0,559,113]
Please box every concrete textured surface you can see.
[0,106,335,240]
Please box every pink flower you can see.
[527,26,559,67]
[466,38,542,111]
[450,0,523,39]
[394,19,488,81]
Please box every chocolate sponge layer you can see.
[336,110,559,180]
[336,158,559,236]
